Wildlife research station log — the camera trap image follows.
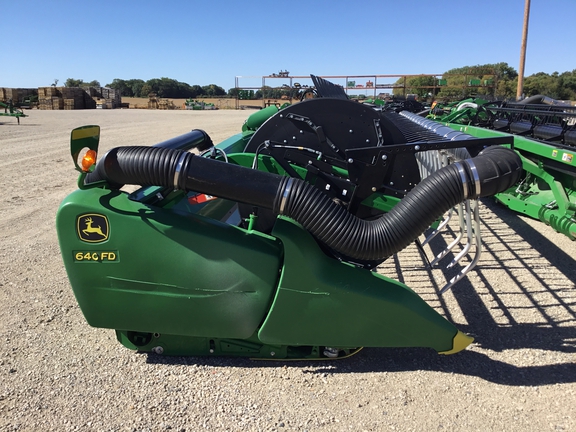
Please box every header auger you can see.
[56,75,522,359]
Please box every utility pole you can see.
[516,0,531,100]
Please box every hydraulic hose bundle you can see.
[88,142,522,261]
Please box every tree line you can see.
[393,62,576,101]
[64,77,227,99]
[108,78,227,98]
[64,64,576,101]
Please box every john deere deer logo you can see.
[77,214,109,243]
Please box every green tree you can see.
[434,63,519,100]
[141,77,200,98]
[145,78,162,96]
[255,86,277,99]
[201,84,226,97]
[559,70,576,100]
[190,85,203,97]
[157,77,180,98]
[406,76,437,99]
[492,62,518,81]
[65,78,84,87]
[523,72,559,98]
[130,80,145,97]
[107,79,148,97]
[141,83,152,97]
[107,79,130,95]
[65,78,101,88]
[496,77,518,100]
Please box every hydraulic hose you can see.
[88,144,522,261]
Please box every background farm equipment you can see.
[56,76,523,359]
[184,99,217,110]
[0,99,27,124]
[427,97,493,126]
[363,96,427,114]
[429,96,576,240]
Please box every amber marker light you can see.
[81,149,97,172]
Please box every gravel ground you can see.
[1,109,575,431]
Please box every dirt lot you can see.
[1,109,575,431]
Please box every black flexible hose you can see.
[88,145,521,261]
[276,146,521,261]
[85,129,212,185]
[86,146,185,187]
[87,146,287,209]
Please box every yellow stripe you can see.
[438,331,474,355]
[72,126,99,140]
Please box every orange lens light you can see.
[81,149,97,172]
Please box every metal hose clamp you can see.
[466,159,481,197]
[455,162,469,199]
[173,152,188,189]
[279,177,294,214]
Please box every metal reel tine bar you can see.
[429,201,466,267]
[414,143,484,295]
[447,200,474,269]
[439,199,482,294]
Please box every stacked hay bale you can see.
[36,86,120,110]
[100,87,121,108]
[38,87,63,110]
[0,88,38,105]
[84,91,97,109]
[158,99,175,110]
[61,87,87,110]
[87,87,121,109]
[86,88,105,108]
[148,93,159,109]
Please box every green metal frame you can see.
[427,98,491,126]
[446,123,576,239]
[0,100,27,124]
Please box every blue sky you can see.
[2,0,573,91]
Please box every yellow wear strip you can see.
[438,331,474,355]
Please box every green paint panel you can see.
[259,218,459,352]
[56,187,282,339]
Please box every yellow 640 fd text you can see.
[74,251,118,262]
